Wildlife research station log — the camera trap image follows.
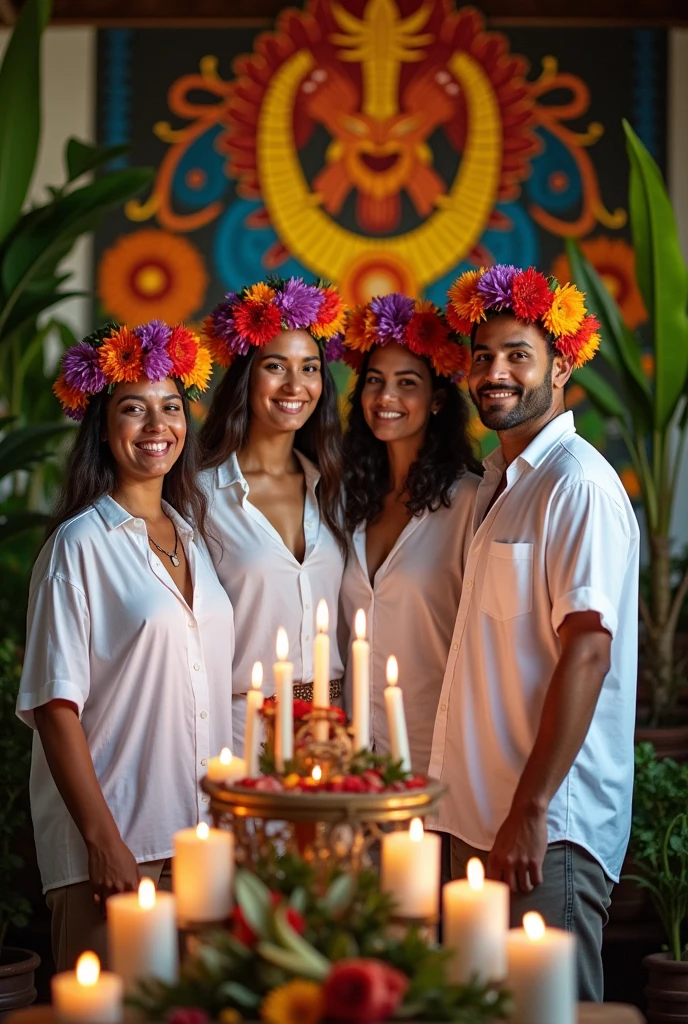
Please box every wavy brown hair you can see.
[343,350,482,531]
[48,381,209,537]
[198,348,346,553]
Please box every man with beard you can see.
[429,265,639,1001]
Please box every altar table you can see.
[5,1004,646,1022]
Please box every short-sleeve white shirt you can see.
[429,412,639,881]
[339,475,480,774]
[16,496,235,892]
[200,451,345,694]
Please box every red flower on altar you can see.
[511,267,552,321]
[232,298,283,347]
[322,959,409,1024]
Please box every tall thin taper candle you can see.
[244,661,264,776]
[352,609,370,751]
[384,655,411,772]
[313,600,330,741]
[274,627,294,771]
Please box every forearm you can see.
[33,700,121,848]
[511,620,611,816]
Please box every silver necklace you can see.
[148,514,180,567]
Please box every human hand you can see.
[87,834,140,910]
[487,804,548,893]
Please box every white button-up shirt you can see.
[339,475,480,773]
[16,496,234,892]
[201,451,345,695]
[429,412,639,881]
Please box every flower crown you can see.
[342,293,470,380]
[446,264,601,368]
[202,277,347,366]
[53,320,213,421]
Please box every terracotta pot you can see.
[0,947,40,1015]
[644,952,688,1022]
[634,724,688,762]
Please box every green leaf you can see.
[65,138,130,182]
[0,510,52,544]
[216,981,260,1009]
[0,290,85,346]
[0,423,72,480]
[623,118,688,428]
[319,872,356,916]
[234,869,273,941]
[0,0,51,246]
[573,366,629,421]
[565,238,652,435]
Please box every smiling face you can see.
[104,377,187,485]
[469,314,572,433]
[360,343,443,445]
[248,330,323,435]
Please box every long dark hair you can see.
[48,380,209,538]
[343,350,482,531]
[198,347,347,554]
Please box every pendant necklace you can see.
[149,514,181,567]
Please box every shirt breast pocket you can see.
[480,541,534,621]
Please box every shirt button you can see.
[202,795,209,804]
[305,603,310,610]
[188,621,196,629]
[452,643,458,651]
[193,663,201,671]
[440,703,447,712]
[305,519,313,528]
[133,518,143,528]
[200,758,207,766]
[200,711,208,719]
[305,635,310,642]
[465,579,473,589]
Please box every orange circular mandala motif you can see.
[551,237,647,331]
[98,229,208,325]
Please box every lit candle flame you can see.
[409,817,424,842]
[251,662,263,689]
[354,609,367,641]
[523,911,546,942]
[276,627,289,661]
[219,747,232,765]
[386,655,398,686]
[196,822,210,841]
[467,857,485,891]
[76,952,100,987]
[311,764,322,782]
[316,599,329,633]
[138,877,156,910]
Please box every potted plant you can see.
[567,119,688,744]
[0,636,38,1013]
[627,743,688,1021]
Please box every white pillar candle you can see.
[274,627,294,771]
[442,857,508,984]
[244,661,264,776]
[173,822,234,924]
[107,878,178,994]
[313,600,330,741]
[52,952,123,1024]
[207,746,247,785]
[506,912,576,1024]
[383,656,411,772]
[381,818,440,919]
[352,609,370,752]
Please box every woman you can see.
[201,278,348,753]
[16,321,233,970]
[340,295,482,775]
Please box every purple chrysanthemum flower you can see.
[477,264,520,310]
[135,319,172,351]
[62,342,107,393]
[64,404,86,422]
[370,293,415,343]
[211,294,250,354]
[324,333,346,363]
[274,278,324,329]
[142,345,173,381]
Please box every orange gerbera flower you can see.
[543,283,586,337]
[181,343,213,391]
[311,287,346,339]
[406,300,449,357]
[345,306,378,352]
[244,282,276,304]
[168,325,200,377]
[98,326,143,383]
[431,339,471,380]
[53,373,90,416]
[202,315,234,367]
[447,269,486,326]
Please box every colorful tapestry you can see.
[94,2,666,482]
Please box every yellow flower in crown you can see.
[543,282,586,337]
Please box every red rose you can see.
[322,959,409,1022]
[166,1009,209,1024]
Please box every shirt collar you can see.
[93,494,193,538]
[482,411,576,476]
[217,450,321,493]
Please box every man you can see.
[430,265,639,1000]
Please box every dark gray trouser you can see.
[450,838,614,1002]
